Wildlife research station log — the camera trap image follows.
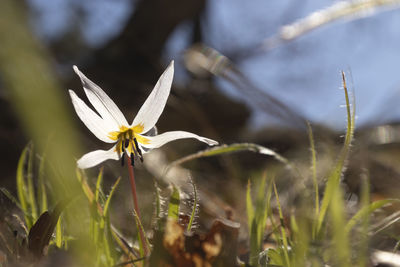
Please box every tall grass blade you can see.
[316,72,354,234]
[102,176,120,267]
[246,180,254,234]
[307,122,319,239]
[344,198,399,234]
[357,174,370,267]
[132,208,150,257]
[103,177,121,219]
[76,169,94,203]
[95,167,104,204]
[55,217,62,248]
[17,145,31,228]
[187,178,198,232]
[273,180,291,267]
[167,143,289,170]
[248,174,271,266]
[168,186,180,221]
[329,186,350,267]
[37,154,47,214]
[26,143,38,223]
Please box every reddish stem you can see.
[126,155,149,256]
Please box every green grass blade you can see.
[187,178,198,232]
[103,177,121,219]
[168,186,180,221]
[357,174,370,267]
[95,167,104,204]
[329,186,350,267]
[17,145,30,228]
[307,122,319,239]
[55,216,62,248]
[167,143,289,170]
[316,72,354,234]
[248,174,271,266]
[26,143,38,223]
[344,198,399,234]
[132,208,150,257]
[37,153,47,214]
[273,180,291,267]
[256,175,268,251]
[76,169,94,203]
[246,179,254,234]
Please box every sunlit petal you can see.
[69,90,116,143]
[131,61,174,133]
[139,130,218,149]
[77,146,119,169]
[73,66,128,127]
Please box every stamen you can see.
[121,139,125,152]
[133,138,142,156]
[130,139,139,158]
[133,138,144,162]
[130,152,135,166]
[125,139,129,148]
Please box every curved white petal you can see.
[131,61,174,133]
[77,146,119,169]
[73,66,128,127]
[69,90,116,143]
[139,130,218,149]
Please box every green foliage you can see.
[241,72,399,267]
[76,169,120,266]
[1,143,68,256]
[246,175,271,266]
[272,180,291,267]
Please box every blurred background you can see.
[2,0,400,229]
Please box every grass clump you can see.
[1,72,399,266]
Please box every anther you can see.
[133,138,144,162]
[130,152,135,166]
[133,138,142,156]
[121,139,125,152]
[125,139,129,148]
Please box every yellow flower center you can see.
[108,124,149,161]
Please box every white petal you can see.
[140,130,218,149]
[73,66,128,127]
[77,146,119,169]
[131,61,174,133]
[69,90,116,143]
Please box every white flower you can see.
[69,61,218,169]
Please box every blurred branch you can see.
[260,0,400,52]
[184,44,306,128]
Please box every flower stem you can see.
[126,155,149,256]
